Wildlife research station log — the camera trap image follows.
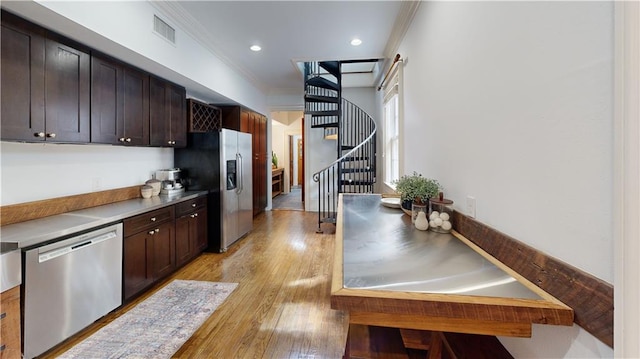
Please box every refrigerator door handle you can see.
[236,153,243,194]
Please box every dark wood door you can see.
[168,83,186,147]
[175,215,192,268]
[44,37,90,143]
[195,208,208,252]
[149,76,169,147]
[150,76,186,147]
[152,221,176,280]
[122,66,149,145]
[255,113,268,214]
[123,231,154,301]
[1,12,45,141]
[91,55,122,144]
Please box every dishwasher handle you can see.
[38,231,117,263]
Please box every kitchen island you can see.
[332,194,573,356]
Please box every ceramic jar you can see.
[141,185,153,199]
[145,179,162,196]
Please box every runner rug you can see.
[59,280,238,359]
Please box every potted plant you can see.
[392,172,441,213]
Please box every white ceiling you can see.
[152,1,416,94]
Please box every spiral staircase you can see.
[304,61,377,232]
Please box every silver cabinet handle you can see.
[46,133,56,138]
[191,203,196,207]
[148,230,155,235]
[119,137,126,142]
[126,138,132,142]
[155,228,160,233]
[34,132,45,138]
[150,217,156,222]
[194,213,198,217]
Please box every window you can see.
[383,65,401,186]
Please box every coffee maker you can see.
[155,168,185,196]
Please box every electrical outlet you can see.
[466,196,476,218]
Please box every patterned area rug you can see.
[59,280,238,359]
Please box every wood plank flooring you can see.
[41,210,349,359]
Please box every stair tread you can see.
[306,76,340,91]
[340,168,374,173]
[311,122,339,129]
[342,156,369,161]
[319,61,341,78]
[320,216,337,224]
[305,94,340,104]
[305,110,340,116]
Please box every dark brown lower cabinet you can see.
[123,206,176,301]
[175,196,208,267]
[175,208,208,267]
[123,196,207,301]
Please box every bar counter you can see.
[331,194,573,338]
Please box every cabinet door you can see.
[123,67,150,146]
[258,114,268,211]
[195,208,208,252]
[168,83,186,147]
[44,37,90,142]
[1,12,45,141]
[91,56,122,144]
[123,231,154,301]
[175,215,192,268]
[150,77,186,147]
[149,76,169,147]
[0,286,21,358]
[152,221,175,280]
[240,109,253,134]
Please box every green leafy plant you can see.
[392,172,441,203]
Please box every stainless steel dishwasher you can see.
[23,223,123,359]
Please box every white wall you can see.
[396,2,613,357]
[0,142,173,205]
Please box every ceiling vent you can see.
[153,15,175,44]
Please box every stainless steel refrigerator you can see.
[175,129,253,252]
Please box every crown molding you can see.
[149,1,269,95]
[383,0,421,59]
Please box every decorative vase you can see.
[415,211,429,231]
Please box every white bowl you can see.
[380,197,401,209]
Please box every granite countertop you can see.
[0,190,208,252]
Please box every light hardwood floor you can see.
[42,210,349,359]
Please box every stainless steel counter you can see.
[342,194,541,300]
[0,191,207,251]
[332,194,574,338]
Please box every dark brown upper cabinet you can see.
[150,76,186,148]
[91,55,149,145]
[1,11,89,143]
[1,11,45,141]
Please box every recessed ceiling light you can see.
[350,38,362,46]
[250,45,262,52]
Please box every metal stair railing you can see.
[313,98,377,232]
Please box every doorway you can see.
[271,113,304,211]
